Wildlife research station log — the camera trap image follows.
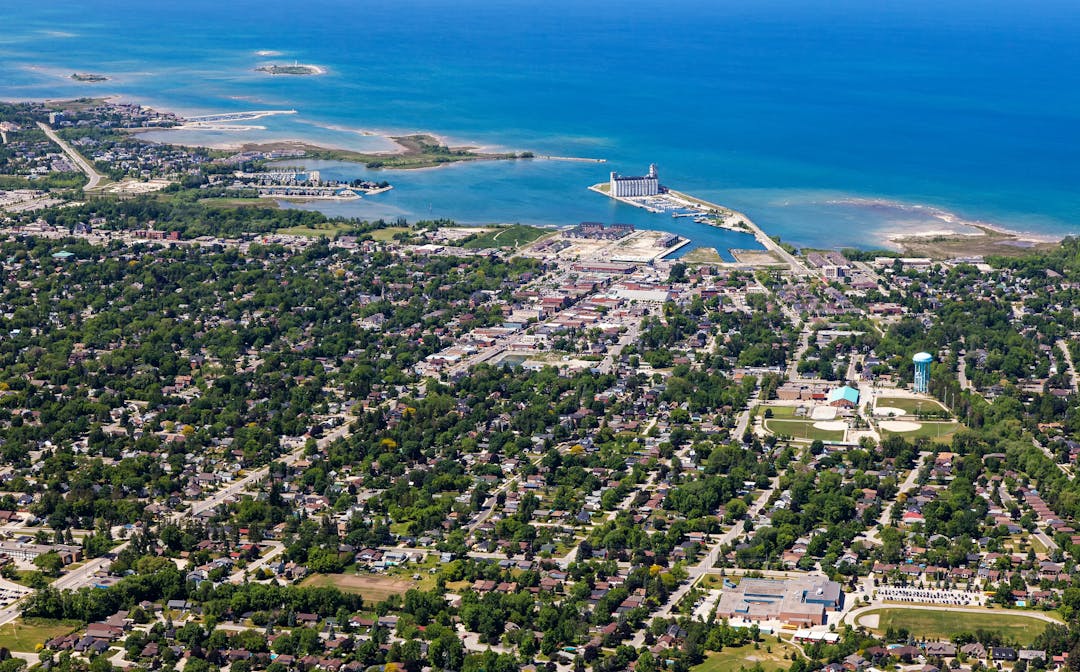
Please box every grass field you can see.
[277,221,357,238]
[460,225,549,249]
[683,247,723,263]
[875,397,949,415]
[879,421,960,442]
[764,418,845,442]
[758,405,801,419]
[301,573,417,603]
[0,618,81,652]
[692,637,799,672]
[859,608,1051,645]
[370,227,409,241]
[198,197,279,209]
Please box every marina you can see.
[590,167,810,274]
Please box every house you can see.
[924,642,956,657]
[991,647,1018,661]
[960,643,986,659]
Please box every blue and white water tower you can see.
[913,352,933,394]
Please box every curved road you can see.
[37,122,106,190]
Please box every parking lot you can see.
[877,586,984,606]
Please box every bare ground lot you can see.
[301,573,417,602]
[731,249,784,265]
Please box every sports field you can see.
[878,420,960,442]
[857,607,1051,645]
[875,397,949,414]
[764,418,845,442]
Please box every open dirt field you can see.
[879,420,921,432]
[873,406,907,416]
[813,420,847,431]
[301,573,417,602]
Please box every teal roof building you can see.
[827,386,860,407]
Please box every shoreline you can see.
[5,94,1072,253]
[828,196,1066,249]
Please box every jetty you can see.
[538,155,607,163]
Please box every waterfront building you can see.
[914,352,933,393]
[610,164,660,197]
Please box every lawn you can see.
[764,419,845,442]
[860,607,1051,645]
[875,397,949,415]
[300,573,417,603]
[699,574,741,589]
[277,221,357,238]
[692,637,799,672]
[0,618,81,652]
[460,225,550,249]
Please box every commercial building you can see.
[715,576,842,626]
[610,164,660,198]
[0,541,83,564]
[914,352,933,393]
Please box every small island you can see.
[255,63,325,76]
[71,73,109,82]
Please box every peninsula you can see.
[239,133,534,170]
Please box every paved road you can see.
[465,452,546,535]
[629,473,782,647]
[1056,340,1079,393]
[597,319,643,375]
[37,122,107,190]
[228,541,285,583]
[786,331,811,381]
[181,417,351,523]
[957,356,975,393]
[861,450,930,546]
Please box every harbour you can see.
[591,165,810,274]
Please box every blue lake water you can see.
[2,0,1079,250]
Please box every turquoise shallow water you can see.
[2,0,1079,250]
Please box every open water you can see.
[2,0,1079,251]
